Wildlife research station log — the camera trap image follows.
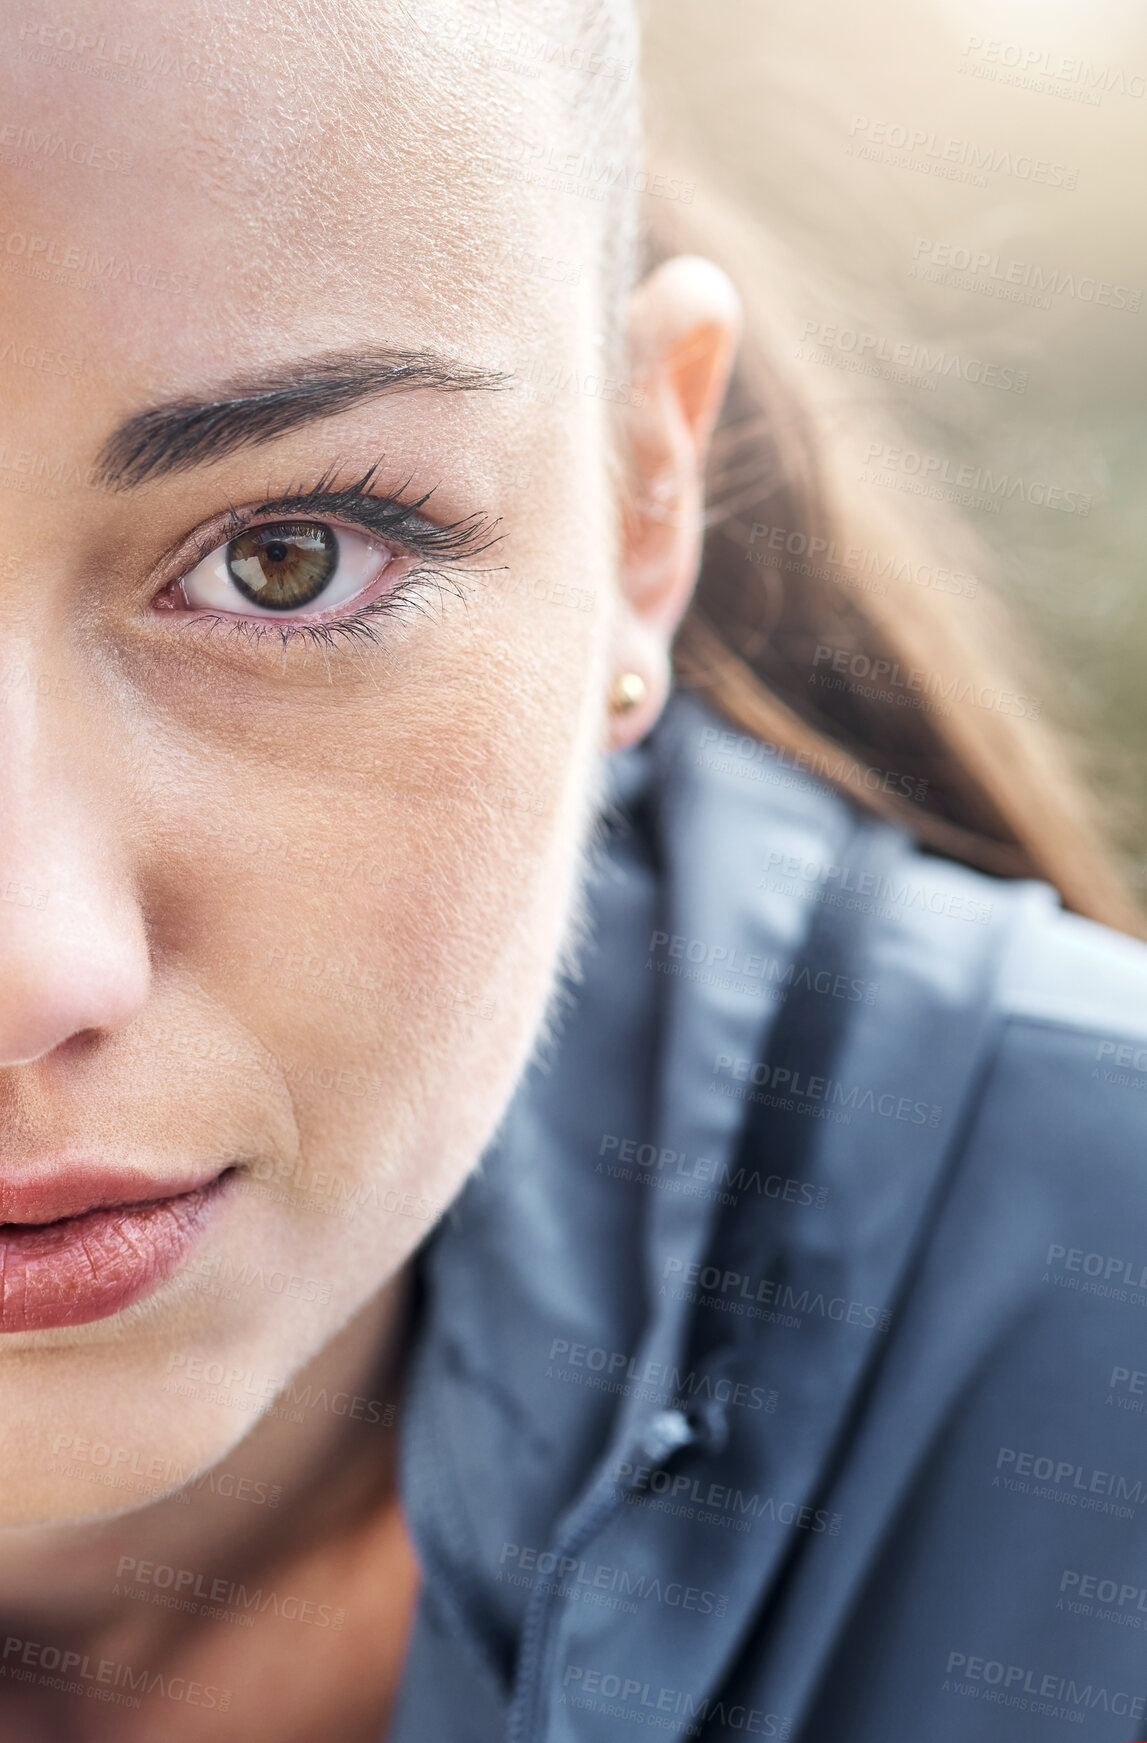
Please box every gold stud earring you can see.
[609,672,648,715]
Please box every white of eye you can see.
[180,523,396,618]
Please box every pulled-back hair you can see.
[661,191,1138,932]
[572,0,1139,932]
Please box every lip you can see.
[0,1163,235,1333]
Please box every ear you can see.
[605,255,741,751]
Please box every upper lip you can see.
[0,1161,229,1226]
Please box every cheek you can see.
[138,567,608,1234]
[0,577,613,1524]
[0,425,618,1517]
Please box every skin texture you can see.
[0,0,739,1733]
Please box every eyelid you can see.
[242,465,495,547]
[191,498,416,569]
[173,468,502,584]
[151,464,503,652]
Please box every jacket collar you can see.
[392,692,1014,1741]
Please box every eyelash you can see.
[173,461,502,652]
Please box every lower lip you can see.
[0,1174,232,1333]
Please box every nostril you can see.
[40,1026,108,1064]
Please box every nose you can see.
[0,878,151,1067]
[0,675,150,1067]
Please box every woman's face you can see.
[0,0,733,1526]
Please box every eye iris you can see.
[226,522,337,610]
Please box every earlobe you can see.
[606,256,741,751]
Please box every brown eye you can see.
[226,522,337,610]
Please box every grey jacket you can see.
[390,693,1147,1742]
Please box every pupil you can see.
[226,522,338,610]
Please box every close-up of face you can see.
[0,0,735,1528]
[10,3,1147,1740]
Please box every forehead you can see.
[1,0,599,388]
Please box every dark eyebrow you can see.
[94,347,513,490]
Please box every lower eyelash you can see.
[186,563,470,653]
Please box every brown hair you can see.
[649,191,1142,935]
[574,0,1138,932]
